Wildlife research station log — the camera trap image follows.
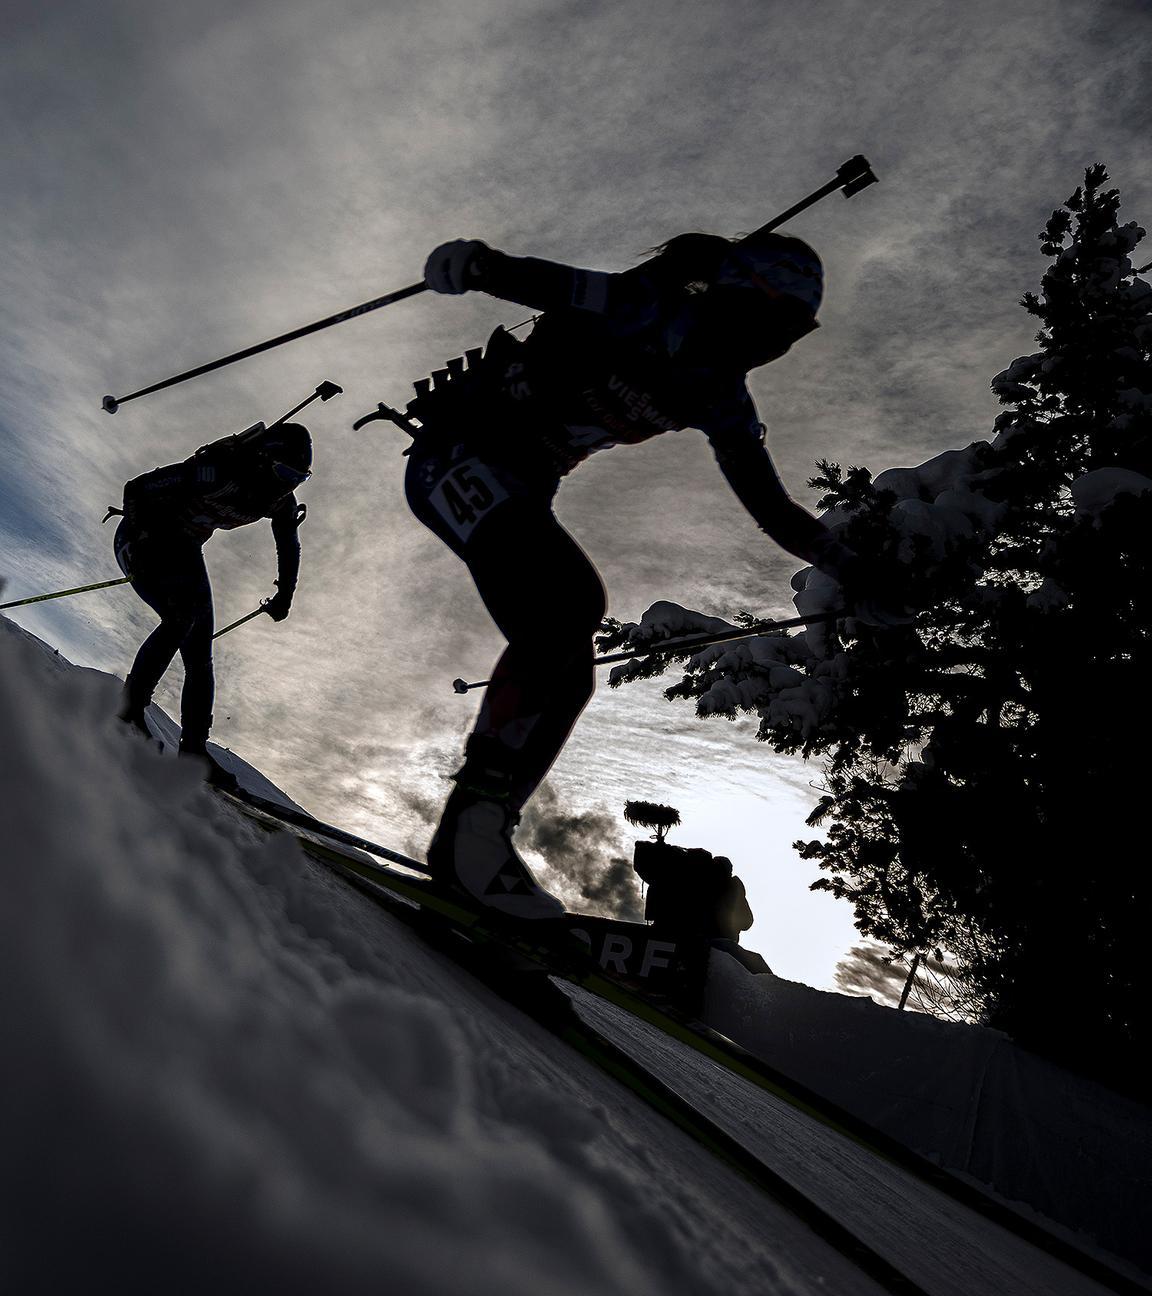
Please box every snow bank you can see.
[8,613,1148,1291]
[0,616,890,1296]
[702,952,1152,1274]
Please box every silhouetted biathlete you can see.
[406,232,903,919]
[110,421,312,789]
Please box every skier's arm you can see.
[266,495,302,620]
[713,431,916,625]
[706,420,856,577]
[424,239,648,318]
[699,372,912,623]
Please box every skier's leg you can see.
[172,555,215,752]
[115,525,199,731]
[415,493,604,913]
[164,555,237,790]
[404,446,605,802]
[122,622,185,722]
[464,501,607,808]
[406,441,608,916]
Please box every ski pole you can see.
[102,157,875,415]
[741,155,877,245]
[227,379,345,452]
[102,284,425,413]
[451,609,844,693]
[0,576,131,611]
[212,603,270,640]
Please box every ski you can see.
[218,786,431,873]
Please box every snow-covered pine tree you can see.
[606,166,1152,1088]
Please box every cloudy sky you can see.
[2,0,1149,988]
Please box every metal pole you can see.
[102,284,424,413]
[102,157,875,414]
[212,605,268,640]
[742,155,877,244]
[269,379,343,427]
[452,609,844,693]
[0,576,131,611]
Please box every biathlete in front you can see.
[404,232,893,918]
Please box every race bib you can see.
[429,459,509,543]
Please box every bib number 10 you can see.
[430,459,509,543]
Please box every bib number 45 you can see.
[430,459,509,543]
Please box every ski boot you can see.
[427,766,565,921]
[117,678,161,749]
[178,724,241,795]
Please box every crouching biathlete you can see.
[406,232,891,919]
[110,420,312,788]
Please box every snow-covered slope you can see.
[0,616,887,1295]
[1,616,1145,1295]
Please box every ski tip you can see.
[102,395,120,414]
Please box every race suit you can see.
[405,249,852,808]
[114,448,302,746]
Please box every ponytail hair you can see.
[638,232,737,290]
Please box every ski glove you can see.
[264,588,293,622]
[424,240,491,294]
